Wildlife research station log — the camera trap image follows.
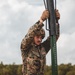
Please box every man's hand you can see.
[55,9,60,20]
[40,10,49,22]
[39,9,60,24]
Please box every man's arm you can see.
[41,9,60,53]
[21,10,49,51]
[42,22,60,53]
[21,21,44,51]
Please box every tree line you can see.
[0,61,75,75]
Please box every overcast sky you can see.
[0,0,75,65]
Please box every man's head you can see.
[33,28,45,45]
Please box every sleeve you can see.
[21,21,44,51]
[42,23,60,53]
[42,36,51,53]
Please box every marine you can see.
[20,9,60,75]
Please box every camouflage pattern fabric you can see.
[20,21,59,75]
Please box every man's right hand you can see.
[40,10,49,21]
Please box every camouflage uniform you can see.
[21,21,59,75]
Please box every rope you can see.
[43,0,57,9]
[55,0,57,9]
[43,0,47,9]
[43,0,57,30]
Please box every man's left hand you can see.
[55,9,60,20]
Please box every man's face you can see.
[34,35,42,45]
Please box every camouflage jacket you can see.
[21,21,59,75]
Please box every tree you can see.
[17,65,22,75]
[66,71,75,75]
[58,70,64,75]
[2,68,9,75]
